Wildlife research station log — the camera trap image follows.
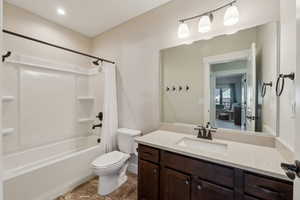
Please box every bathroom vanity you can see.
[136,131,293,200]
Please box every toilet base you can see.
[98,173,128,196]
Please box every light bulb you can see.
[177,22,190,39]
[224,5,239,26]
[198,14,213,33]
[57,8,66,16]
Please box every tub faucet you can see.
[92,112,103,130]
[92,123,102,130]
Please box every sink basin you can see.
[176,137,228,154]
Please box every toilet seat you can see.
[92,151,129,169]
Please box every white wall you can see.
[0,0,4,199]
[256,22,278,136]
[92,0,279,133]
[295,15,300,200]
[279,0,296,150]
[3,3,92,67]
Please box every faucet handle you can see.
[206,122,211,128]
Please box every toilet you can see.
[92,128,141,196]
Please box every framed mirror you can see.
[160,22,279,135]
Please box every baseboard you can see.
[36,173,95,200]
[128,163,138,174]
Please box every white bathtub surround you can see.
[1,53,102,154]
[1,53,105,199]
[101,63,118,153]
[3,135,103,200]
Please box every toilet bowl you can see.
[92,128,141,196]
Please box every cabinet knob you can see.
[185,180,189,185]
[153,169,157,174]
[197,185,202,190]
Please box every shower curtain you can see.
[101,63,118,153]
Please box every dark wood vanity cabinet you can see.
[138,144,293,200]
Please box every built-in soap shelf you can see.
[77,96,95,101]
[2,96,15,102]
[2,128,14,136]
[2,96,15,137]
[78,118,94,123]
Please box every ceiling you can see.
[5,0,172,37]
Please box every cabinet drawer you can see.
[244,173,293,200]
[138,145,160,163]
[162,151,234,188]
[192,178,234,200]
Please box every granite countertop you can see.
[135,130,290,181]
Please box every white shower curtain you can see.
[101,63,118,153]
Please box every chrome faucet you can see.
[194,122,217,140]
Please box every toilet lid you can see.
[92,151,129,168]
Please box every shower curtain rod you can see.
[2,29,115,65]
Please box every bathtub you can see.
[3,135,103,200]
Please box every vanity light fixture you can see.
[177,0,238,39]
[57,7,66,16]
[224,4,239,26]
[198,14,213,33]
[177,22,190,39]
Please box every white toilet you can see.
[92,128,141,196]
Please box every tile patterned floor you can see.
[56,173,137,200]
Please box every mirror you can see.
[160,22,278,135]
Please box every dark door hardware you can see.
[172,86,176,91]
[246,115,257,121]
[92,123,102,130]
[2,29,115,65]
[92,112,103,130]
[2,51,11,62]
[166,87,170,92]
[276,72,295,96]
[261,81,272,98]
[186,85,190,91]
[281,160,300,180]
[96,112,103,121]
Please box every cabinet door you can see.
[164,168,191,200]
[191,178,234,200]
[138,160,159,200]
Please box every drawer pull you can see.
[185,180,190,185]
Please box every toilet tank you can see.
[117,128,141,154]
